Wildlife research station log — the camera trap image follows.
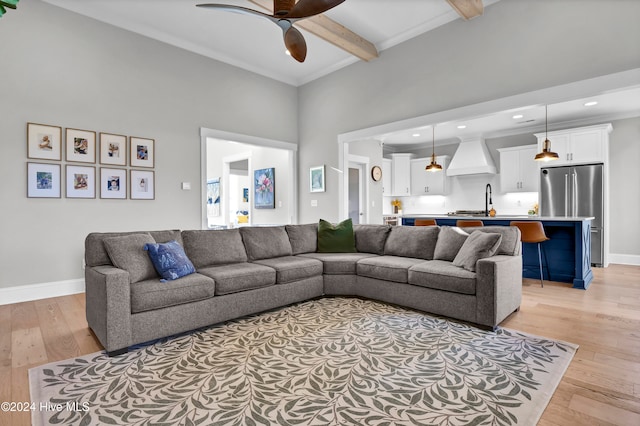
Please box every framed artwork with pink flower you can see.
[254,167,275,209]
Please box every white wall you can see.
[206,139,293,226]
[0,0,297,289]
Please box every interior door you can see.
[348,166,363,225]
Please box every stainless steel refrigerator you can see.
[540,164,604,266]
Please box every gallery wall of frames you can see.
[26,122,155,200]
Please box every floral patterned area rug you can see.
[29,297,577,426]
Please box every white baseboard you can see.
[0,278,85,305]
[608,253,640,266]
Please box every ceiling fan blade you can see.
[284,26,307,62]
[284,0,345,19]
[196,3,278,24]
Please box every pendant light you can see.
[425,126,442,172]
[534,105,559,162]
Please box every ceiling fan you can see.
[197,0,345,63]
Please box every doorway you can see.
[348,156,368,224]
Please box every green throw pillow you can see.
[317,218,356,253]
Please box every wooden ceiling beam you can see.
[446,0,484,21]
[247,0,378,62]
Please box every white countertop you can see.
[402,214,594,221]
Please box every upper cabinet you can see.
[535,124,612,166]
[410,156,450,195]
[390,153,412,196]
[497,145,539,193]
[382,158,392,195]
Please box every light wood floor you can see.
[1,264,639,425]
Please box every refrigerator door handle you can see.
[564,174,569,217]
[573,172,578,217]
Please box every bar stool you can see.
[456,220,484,227]
[510,221,549,287]
[414,219,437,226]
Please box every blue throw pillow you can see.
[144,240,196,281]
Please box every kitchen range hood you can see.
[446,138,497,176]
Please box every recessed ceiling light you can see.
[412,133,421,137]
[457,125,466,129]
[584,101,598,107]
[512,114,524,119]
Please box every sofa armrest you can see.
[85,265,132,353]
[475,255,522,328]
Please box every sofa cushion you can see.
[384,226,439,260]
[459,226,521,256]
[408,260,477,295]
[453,231,503,272]
[253,256,323,284]
[103,234,158,283]
[433,227,469,261]
[240,226,293,261]
[356,256,426,283]
[353,224,391,255]
[85,229,182,267]
[199,263,276,296]
[130,273,215,314]
[317,219,356,253]
[286,224,318,255]
[182,229,248,268]
[144,240,196,281]
[298,252,378,275]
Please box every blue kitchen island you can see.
[402,215,594,289]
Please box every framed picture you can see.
[27,162,61,198]
[100,168,127,199]
[207,178,221,217]
[130,137,155,168]
[66,128,96,163]
[242,188,249,203]
[27,123,62,161]
[254,167,275,209]
[66,165,96,198]
[99,133,127,166]
[130,169,155,200]
[310,165,325,193]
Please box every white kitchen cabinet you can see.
[382,158,392,195]
[390,153,412,196]
[410,156,450,195]
[497,145,539,192]
[535,124,611,166]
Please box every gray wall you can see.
[0,1,297,288]
[297,0,640,260]
[297,0,640,224]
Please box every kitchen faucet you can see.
[485,183,492,217]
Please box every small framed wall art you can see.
[27,162,61,198]
[309,165,325,193]
[130,169,155,200]
[27,123,62,161]
[66,128,96,163]
[100,168,127,199]
[99,133,127,166]
[130,137,155,168]
[254,167,275,209]
[66,165,96,198]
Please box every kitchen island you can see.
[402,215,594,289]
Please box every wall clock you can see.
[371,165,382,182]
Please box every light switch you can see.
[182,182,191,190]
[311,200,318,207]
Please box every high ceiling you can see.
[41,0,640,146]
[42,0,498,86]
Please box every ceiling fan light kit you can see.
[197,0,345,63]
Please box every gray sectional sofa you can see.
[85,224,523,356]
